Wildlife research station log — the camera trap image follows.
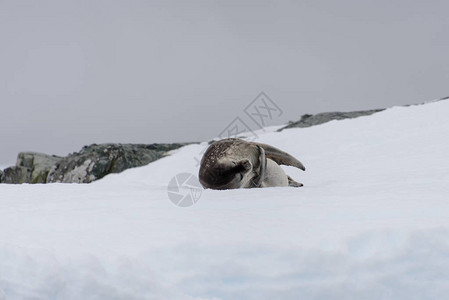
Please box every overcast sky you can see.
[1,0,448,165]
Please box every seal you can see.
[199,138,305,190]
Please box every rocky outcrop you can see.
[1,143,188,184]
[0,152,61,184]
[278,97,449,132]
[1,166,31,184]
[19,152,63,183]
[278,109,385,131]
[47,143,187,183]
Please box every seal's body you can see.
[199,138,305,190]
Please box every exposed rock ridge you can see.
[278,109,385,131]
[278,96,449,132]
[0,143,188,184]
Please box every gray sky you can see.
[1,0,448,165]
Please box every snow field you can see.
[1,100,449,299]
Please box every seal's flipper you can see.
[253,142,306,171]
[287,176,303,187]
[235,159,252,172]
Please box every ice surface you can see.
[1,101,449,299]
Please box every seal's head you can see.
[199,158,253,190]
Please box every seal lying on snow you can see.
[199,138,305,190]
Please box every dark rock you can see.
[47,143,188,183]
[0,143,189,184]
[278,109,385,131]
[1,166,31,184]
[17,152,63,184]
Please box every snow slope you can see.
[1,100,449,299]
